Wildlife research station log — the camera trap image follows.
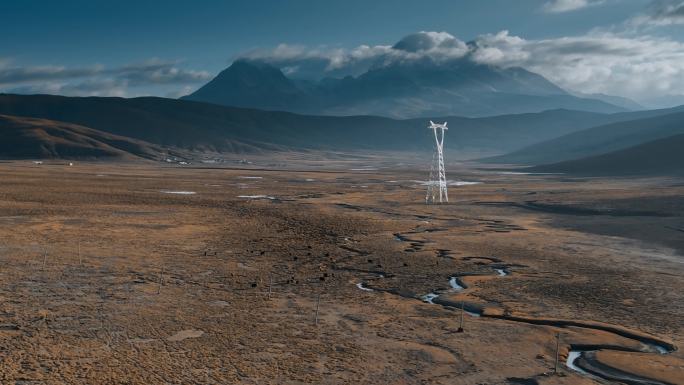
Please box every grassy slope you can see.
[486,108,684,165]
[529,133,684,176]
[0,114,165,160]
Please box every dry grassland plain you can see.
[0,160,682,385]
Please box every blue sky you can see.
[1,0,683,103]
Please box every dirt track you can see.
[0,160,682,384]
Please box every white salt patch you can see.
[161,190,196,195]
[237,195,276,200]
[210,300,230,307]
[305,178,316,182]
[167,329,204,342]
[495,268,508,276]
[238,176,263,179]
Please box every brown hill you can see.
[0,114,166,160]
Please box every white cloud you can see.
[542,0,604,13]
[241,31,469,78]
[0,58,211,97]
[117,59,211,85]
[470,30,684,102]
[630,0,684,26]
[6,79,128,97]
[0,63,103,84]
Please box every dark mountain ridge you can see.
[529,133,684,176]
[0,94,647,157]
[188,60,306,112]
[486,107,684,165]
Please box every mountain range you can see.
[0,91,682,176]
[0,94,640,157]
[182,59,627,118]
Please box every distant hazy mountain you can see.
[572,92,644,111]
[529,133,684,176]
[182,59,625,118]
[486,107,684,165]
[642,94,684,109]
[0,114,165,160]
[0,94,634,157]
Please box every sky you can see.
[1,0,683,105]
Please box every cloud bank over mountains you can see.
[1,1,683,105]
[239,28,684,104]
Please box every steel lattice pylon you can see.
[426,120,448,204]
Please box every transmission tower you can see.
[426,120,448,204]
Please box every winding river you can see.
[354,260,676,384]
